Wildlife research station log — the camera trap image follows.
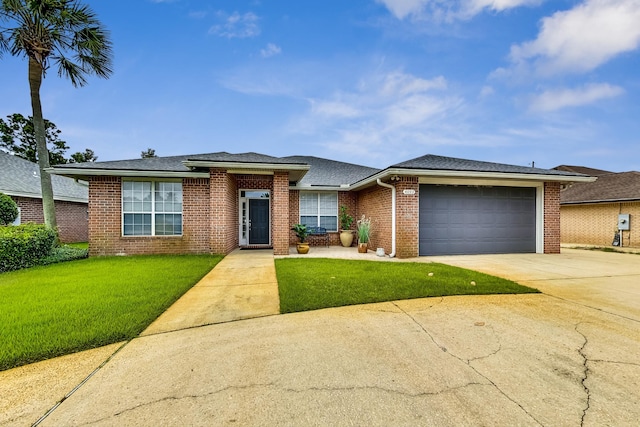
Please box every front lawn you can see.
[276,258,538,313]
[0,254,222,371]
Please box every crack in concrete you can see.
[575,323,591,427]
[392,302,544,426]
[80,382,493,425]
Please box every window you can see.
[122,181,182,236]
[299,192,338,231]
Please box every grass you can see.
[0,254,222,371]
[276,258,538,313]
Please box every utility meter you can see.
[618,214,630,231]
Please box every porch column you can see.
[272,171,290,255]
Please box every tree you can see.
[0,192,19,225]
[0,113,98,164]
[141,148,157,158]
[0,0,113,232]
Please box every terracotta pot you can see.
[357,242,368,253]
[296,243,310,254]
[339,230,354,247]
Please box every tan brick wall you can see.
[544,182,561,254]
[561,201,640,247]
[88,176,211,256]
[210,169,239,254]
[12,196,88,243]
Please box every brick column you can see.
[272,171,290,255]
[88,176,121,256]
[544,182,561,254]
[395,177,419,258]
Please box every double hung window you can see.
[299,191,338,231]
[122,181,182,236]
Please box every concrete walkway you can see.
[143,249,280,336]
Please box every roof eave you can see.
[182,160,310,182]
[47,167,210,180]
[349,168,597,190]
[561,197,640,205]
[1,189,88,204]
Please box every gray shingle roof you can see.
[554,165,612,176]
[0,151,88,202]
[282,156,379,186]
[392,154,584,177]
[561,171,640,204]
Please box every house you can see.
[49,152,594,257]
[558,168,640,248]
[0,151,88,243]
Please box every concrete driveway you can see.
[5,249,640,426]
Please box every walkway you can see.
[142,248,280,336]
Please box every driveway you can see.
[6,249,640,426]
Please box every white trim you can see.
[536,185,544,254]
[121,180,183,237]
[183,160,309,172]
[1,190,87,204]
[238,189,272,246]
[47,167,209,179]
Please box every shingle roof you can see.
[561,171,640,204]
[0,151,88,202]
[281,156,379,186]
[391,154,583,177]
[553,165,612,176]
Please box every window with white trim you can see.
[122,181,182,236]
[299,191,338,231]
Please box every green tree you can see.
[0,192,19,225]
[141,148,157,158]
[0,0,113,232]
[69,148,97,163]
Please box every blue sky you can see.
[2,0,640,171]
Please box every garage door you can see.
[419,185,536,256]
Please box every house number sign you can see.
[403,189,416,195]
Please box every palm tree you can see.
[0,0,112,233]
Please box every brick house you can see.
[50,152,593,257]
[557,166,640,248]
[0,151,88,243]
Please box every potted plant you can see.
[356,215,371,253]
[339,205,355,247]
[291,224,310,254]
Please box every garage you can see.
[419,184,536,256]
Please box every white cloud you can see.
[375,0,541,21]
[209,11,260,38]
[510,0,640,76]
[260,43,282,58]
[529,83,624,112]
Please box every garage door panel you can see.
[419,185,536,256]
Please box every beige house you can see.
[558,166,640,248]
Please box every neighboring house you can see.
[0,151,88,243]
[558,168,640,248]
[50,152,593,258]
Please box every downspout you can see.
[376,179,396,258]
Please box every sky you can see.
[1,0,640,172]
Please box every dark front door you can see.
[248,199,269,245]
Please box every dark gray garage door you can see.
[419,185,536,256]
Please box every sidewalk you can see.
[142,248,280,336]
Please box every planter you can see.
[339,230,354,247]
[296,243,310,254]
[357,242,368,253]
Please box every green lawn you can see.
[0,254,222,371]
[276,258,538,313]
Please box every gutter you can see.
[376,179,396,258]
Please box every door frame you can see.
[239,189,271,247]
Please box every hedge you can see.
[0,224,57,273]
[0,193,19,226]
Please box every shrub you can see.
[0,224,57,272]
[0,193,19,226]
[41,245,89,265]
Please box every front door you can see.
[248,198,270,245]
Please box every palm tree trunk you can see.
[29,57,58,235]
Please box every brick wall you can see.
[88,176,211,256]
[543,182,561,254]
[356,184,392,255]
[561,201,640,247]
[210,169,239,254]
[395,177,419,258]
[12,196,88,243]
[272,172,289,255]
